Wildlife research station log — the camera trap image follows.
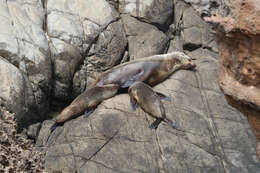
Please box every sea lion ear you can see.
[156,92,171,102]
[130,97,138,111]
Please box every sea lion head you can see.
[128,81,150,103]
[128,81,143,99]
[164,52,196,72]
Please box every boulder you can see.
[37,55,260,172]
[0,0,52,123]
[119,0,173,27]
[170,0,217,52]
[122,14,169,60]
[0,57,37,128]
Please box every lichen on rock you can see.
[0,107,46,172]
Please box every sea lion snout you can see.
[182,58,196,70]
[171,52,196,70]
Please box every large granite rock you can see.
[0,0,51,127]
[37,54,260,172]
[168,0,217,53]
[47,0,127,101]
[0,57,38,128]
[122,14,169,60]
[119,0,173,27]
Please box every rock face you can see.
[119,0,174,26]
[122,14,169,60]
[204,0,260,157]
[168,0,218,53]
[0,57,36,127]
[0,0,259,172]
[37,55,260,172]
[0,0,51,127]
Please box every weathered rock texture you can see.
[168,0,218,53]
[0,107,45,172]
[0,0,51,127]
[119,0,174,26]
[122,14,169,60]
[0,57,36,127]
[204,0,260,157]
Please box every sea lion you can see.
[50,84,119,131]
[128,81,178,129]
[92,52,196,88]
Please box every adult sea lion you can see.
[92,52,196,88]
[50,84,119,131]
[128,81,178,129]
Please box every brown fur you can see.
[54,84,119,123]
[91,52,196,87]
[128,81,174,128]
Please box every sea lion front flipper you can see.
[121,80,135,88]
[149,119,162,129]
[130,97,138,111]
[121,70,145,88]
[84,109,94,118]
[156,92,171,102]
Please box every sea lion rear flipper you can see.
[50,123,58,132]
[156,92,171,102]
[164,118,184,131]
[84,109,94,118]
[130,97,138,111]
[149,119,162,129]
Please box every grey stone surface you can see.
[168,35,183,53]
[27,122,42,140]
[122,14,169,60]
[0,0,52,124]
[37,55,260,172]
[119,0,173,26]
[171,0,217,52]
[0,57,36,128]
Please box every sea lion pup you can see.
[128,81,178,129]
[50,84,119,131]
[92,52,196,88]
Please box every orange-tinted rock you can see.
[206,0,260,158]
